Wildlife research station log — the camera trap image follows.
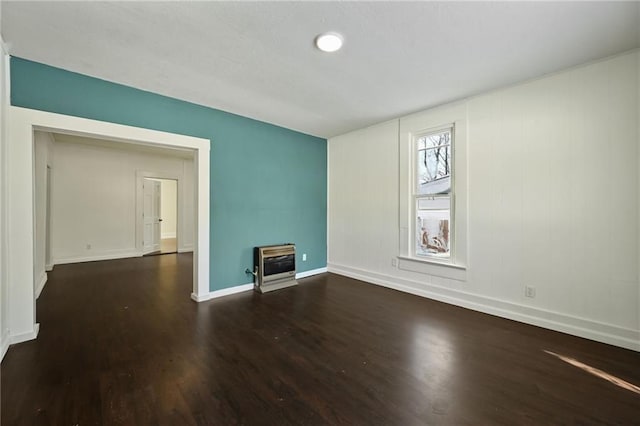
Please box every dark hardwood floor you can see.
[2,254,639,425]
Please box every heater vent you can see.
[253,244,297,293]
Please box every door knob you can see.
[159,219,163,222]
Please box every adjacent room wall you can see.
[33,131,54,298]
[328,51,640,351]
[10,57,328,291]
[637,48,640,350]
[51,138,194,263]
[182,160,195,250]
[0,5,10,359]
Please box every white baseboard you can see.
[45,263,54,272]
[0,329,9,362]
[327,262,640,352]
[35,271,47,299]
[190,267,329,303]
[191,283,254,302]
[177,247,194,253]
[296,267,327,279]
[54,250,141,265]
[9,323,40,346]
[161,232,176,239]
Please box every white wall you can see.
[33,131,54,298]
[182,159,195,250]
[0,4,11,360]
[159,179,177,238]
[328,51,640,351]
[51,138,195,264]
[637,49,640,352]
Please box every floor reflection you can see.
[411,322,456,371]
[545,350,640,395]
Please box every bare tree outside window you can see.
[415,127,453,258]
[417,130,451,195]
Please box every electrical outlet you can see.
[302,253,307,261]
[391,258,397,267]
[525,286,536,298]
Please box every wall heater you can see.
[253,244,298,293]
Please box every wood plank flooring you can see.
[160,238,177,254]
[2,254,639,425]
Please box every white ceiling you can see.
[2,1,639,138]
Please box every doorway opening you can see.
[8,105,211,346]
[143,177,178,255]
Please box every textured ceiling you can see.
[2,1,640,138]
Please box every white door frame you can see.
[136,172,183,255]
[6,105,211,345]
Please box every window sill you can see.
[397,256,467,281]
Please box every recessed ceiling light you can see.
[315,32,343,53]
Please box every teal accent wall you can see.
[11,57,327,291]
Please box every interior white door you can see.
[143,178,162,254]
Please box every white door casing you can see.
[6,106,211,349]
[142,178,162,254]
[136,171,184,256]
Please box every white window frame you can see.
[398,103,467,280]
[413,125,454,261]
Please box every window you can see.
[398,104,466,277]
[414,127,453,259]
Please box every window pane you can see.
[421,130,450,149]
[416,197,450,258]
[417,143,451,194]
[417,197,450,210]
